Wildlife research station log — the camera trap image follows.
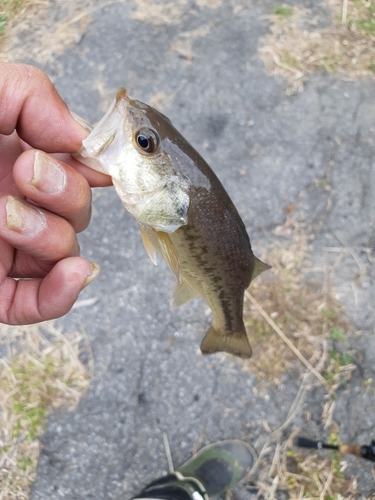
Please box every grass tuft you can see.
[330,327,347,341]
[0,0,33,41]
[243,215,349,386]
[0,1,101,64]
[0,322,92,499]
[243,206,359,498]
[273,5,293,18]
[259,0,375,93]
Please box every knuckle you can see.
[59,224,79,256]
[0,63,55,136]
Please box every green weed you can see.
[329,350,352,366]
[330,327,347,341]
[273,5,293,18]
[356,18,375,33]
[0,0,33,41]
[282,52,299,68]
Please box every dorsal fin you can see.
[251,256,271,282]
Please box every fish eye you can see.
[135,128,160,154]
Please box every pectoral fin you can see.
[139,225,157,265]
[138,178,190,233]
[171,278,200,307]
[141,226,182,283]
[251,256,271,282]
[156,231,182,283]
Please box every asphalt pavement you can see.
[11,0,375,498]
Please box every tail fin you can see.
[200,326,252,358]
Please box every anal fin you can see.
[171,278,200,308]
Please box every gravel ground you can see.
[4,0,375,498]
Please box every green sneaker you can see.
[133,440,255,500]
[178,440,255,498]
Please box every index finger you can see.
[0,63,87,153]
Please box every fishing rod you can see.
[296,437,375,462]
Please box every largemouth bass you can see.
[75,88,270,358]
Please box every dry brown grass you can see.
[241,207,361,498]
[244,215,351,387]
[0,322,92,500]
[130,0,188,26]
[0,0,35,39]
[260,0,375,93]
[245,374,361,499]
[253,430,360,499]
[0,1,119,64]
[129,0,222,27]
[0,0,218,63]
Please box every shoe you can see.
[133,440,255,500]
[178,440,255,498]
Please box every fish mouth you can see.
[115,87,129,102]
[73,91,129,174]
[73,87,156,175]
[116,87,145,111]
[116,88,151,118]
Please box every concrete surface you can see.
[9,0,375,498]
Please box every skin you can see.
[0,63,112,325]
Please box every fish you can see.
[75,88,270,358]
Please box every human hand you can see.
[0,63,112,325]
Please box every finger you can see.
[57,153,113,188]
[0,195,80,277]
[0,63,87,152]
[13,149,92,233]
[0,133,23,194]
[0,257,99,325]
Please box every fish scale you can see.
[75,88,270,358]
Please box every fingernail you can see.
[70,111,93,133]
[6,196,46,235]
[81,262,100,290]
[32,151,66,194]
